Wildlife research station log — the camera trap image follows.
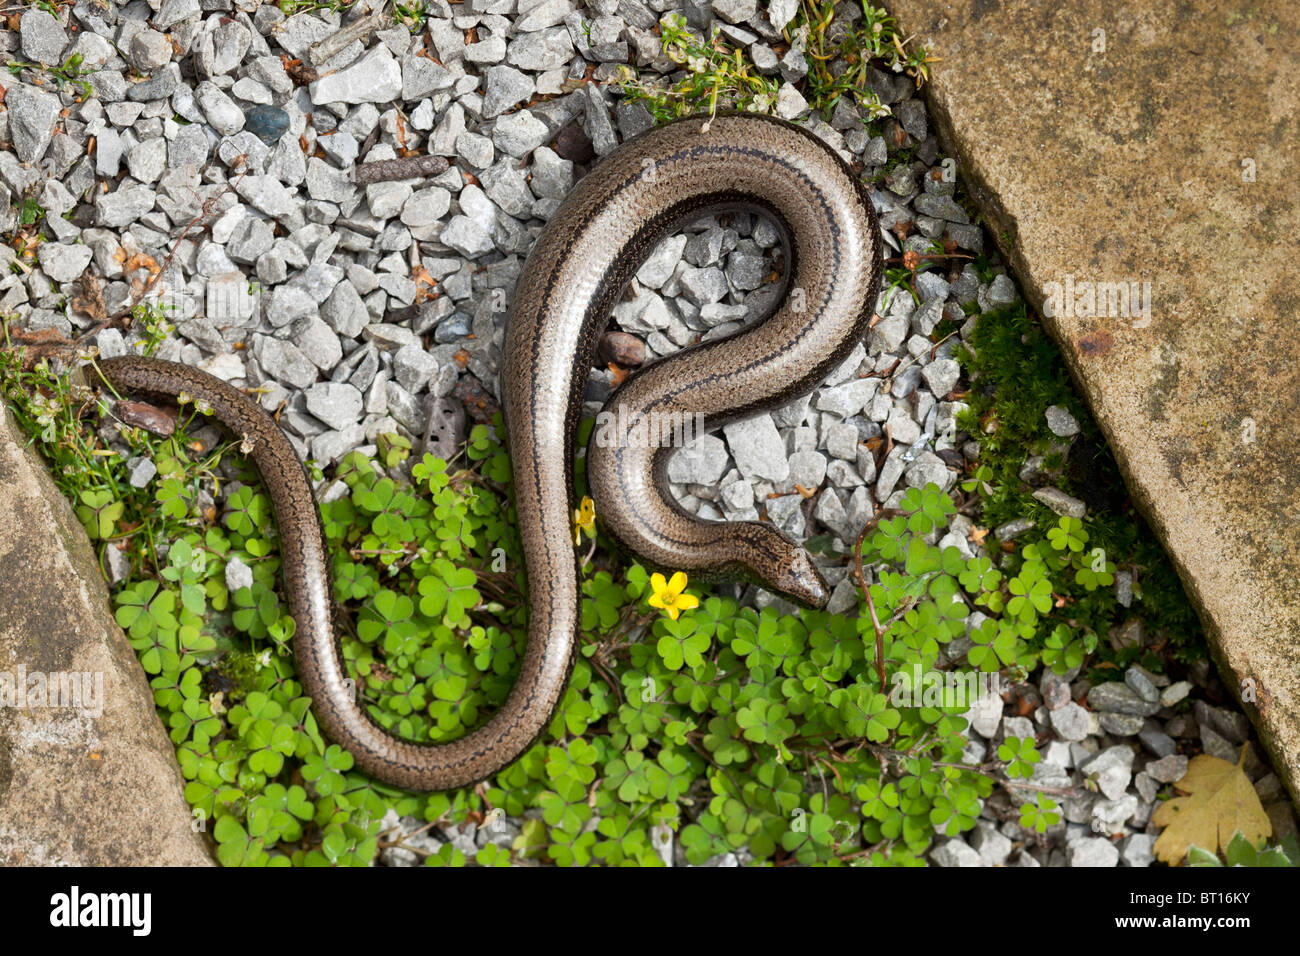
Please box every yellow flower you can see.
[573,495,596,545]
[648,571,699,621]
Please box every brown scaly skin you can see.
[96,113,882,791]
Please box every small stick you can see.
[308,1,392,66]
[852,504,897,694]
[357,124,382,163]
[351,154,451,185]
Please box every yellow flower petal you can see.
[573,496,596,545]
[667,571,688,597]
[676,592,700,612]
[650,572,668,594]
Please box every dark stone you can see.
[244,104,291,146]
[599,331,645,367]
[553,121,595,164]
[452,373,501,424]
[434,313,472,344]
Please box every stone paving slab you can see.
[885,0,1300,801]
[0,405,213,866]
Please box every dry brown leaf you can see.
[411,264,437,303]
[9,327,69,346]
[1151,749,1271,865]
[71,271,107,322]
[121,252,160,277]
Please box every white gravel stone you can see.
[1091,794,1138,835]
[225,555,254,593]
[128,29,173,72]
[666,435,729,485]
[305,382,364,431]
[636,236,688,289]
[508,28,574,72]
[195,81,244,135]
[7,84,61,163]
[310,47,403,105]
[971,822,1012,866]
[482,66,535,118]
[127,139,167,184]
[723,415,789,483]
[493,110,550,158]
[402,56,453,100]
[1080,746,1136,801]
[931,839,982,867]
[775,83,809,119]
[1121,834,1155,867]
[392,345,440,393]
[236,175,299,219]
[20,9,68,64]
[825,422,860,461]
[921,358,960,398]
[905,451,954,492]
[965,691,1002,738]
[1070,838,1119,868]
[1045,404,1081,437]
[440,216,495,258]
[714,0,758,24]
[869,314,908,353]
[401,187,452,228]
[767,0,799,31]
[36,243,94,283]
[1049,701,1091,741]
[1032,487,1086,518]
[814,378,879,419]
[1145,753,1188,784]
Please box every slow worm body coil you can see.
[96,114,882,791]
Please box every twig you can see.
[876,327,961,388]
[884,252,974,266]
[376,817,439,848]
[586,652,624,706]
[864,744,1088,798]
[852,503,896,693]
[351,154,451,185]
[309,1,393,66]
[357,123,383,163]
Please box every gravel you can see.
[20,9,68,64]
[36,243,94,283]
[7,83,62,164]
[1070,837,1120,868]
[1045,404,1081,437]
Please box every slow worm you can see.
[96,113,882,791]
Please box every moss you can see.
[955,301,1206,672]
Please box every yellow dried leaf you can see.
[1151,749,1270,865]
